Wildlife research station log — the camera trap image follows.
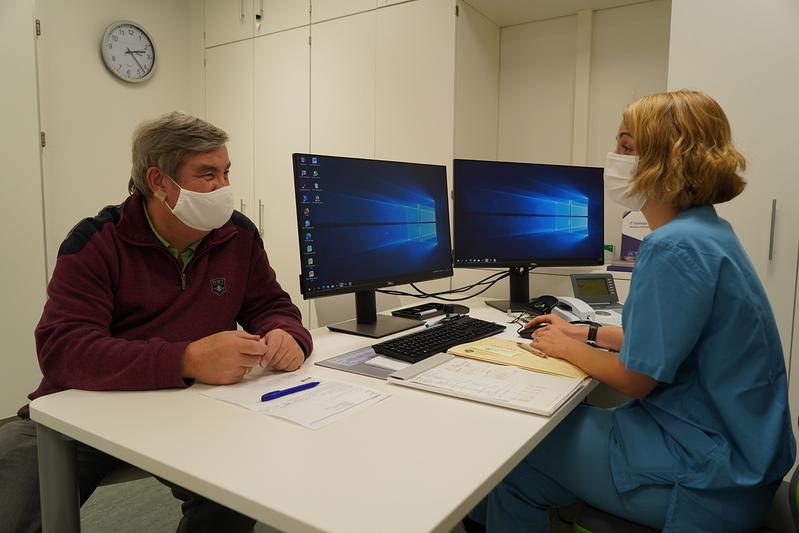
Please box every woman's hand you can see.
[529,324,585,361]
[525,314,587,343]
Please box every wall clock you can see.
[101,21,156,83]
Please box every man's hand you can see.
[259,329,304,371]
[182,331,267,384]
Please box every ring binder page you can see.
[388,353,589,416]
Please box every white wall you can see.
[36,0,205,273]
[495,1,670,255]
[0,0,48,418]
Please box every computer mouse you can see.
[518,322,548,339]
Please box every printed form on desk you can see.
[388,353,588,416]
[203,372,389,430]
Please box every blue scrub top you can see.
[610,206,795,530]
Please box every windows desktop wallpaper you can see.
[454,159,604,266]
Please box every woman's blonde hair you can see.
[623,90,746,210]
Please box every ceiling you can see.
[463,0,649,26]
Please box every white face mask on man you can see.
[161,176,235,231]
[603,152,647,212]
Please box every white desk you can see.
[31,301,596,533]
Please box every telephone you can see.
[552,296,596,322]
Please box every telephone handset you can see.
[552,296,595,322]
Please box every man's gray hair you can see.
[128,111,228,196]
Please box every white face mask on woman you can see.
[604,152,647,211]
[162,176,235,231]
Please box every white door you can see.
[0,0,47,418]
[253,25,312,324]
[205,40,255,221]
[309,10,376,158]
[205,0,254,47]
[255,0,310,36]
[668,0,799,363]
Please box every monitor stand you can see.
[486,266,536,313]
[326,290,423,339]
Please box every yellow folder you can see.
[447,337,587,380]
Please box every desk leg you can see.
[36,424,81,533]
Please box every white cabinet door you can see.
[253,26,311,323]
[310,10,376,157]
[0,0,46,418]
[255,0,310,36]
[311,0,376,23]
[205,40,255,221]
[206,0,254,47]
[668,0,799,364]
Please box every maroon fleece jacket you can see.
[21,194,312,417]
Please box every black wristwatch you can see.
[586,322,601,347]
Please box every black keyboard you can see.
[372,315,506,364]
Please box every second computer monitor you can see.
[453,158,604,311]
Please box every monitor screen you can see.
[293,154,453,299]
[453,159,604,267]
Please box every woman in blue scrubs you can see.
[470,90,796,532]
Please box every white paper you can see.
[408,357,583,415]
[365,355,412,371]
[203,373,389,430]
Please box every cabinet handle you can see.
[258,200,264,237]
[240,0,245,20]
[239,199,246,214]
[255,0,263,30]
[768,199,777,261]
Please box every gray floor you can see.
[80,476,475,533]
[80,474,792,532]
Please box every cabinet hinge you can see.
[450,189,454,200]
[455,4,459,16]
[308,35,312,46]
[35,19,41,36]
[40,131,46,148]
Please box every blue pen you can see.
[260,381,320,402]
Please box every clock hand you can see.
[131,53,146,73]
[126,49,146,74]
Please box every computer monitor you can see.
[292,153,453,338]
[453,158,604,312]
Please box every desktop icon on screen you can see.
[306,245,313,253]
[304,219,311,228]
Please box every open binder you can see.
[387,352,589,416]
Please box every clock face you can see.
[101,21,156,83]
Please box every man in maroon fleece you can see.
[0,112,312,533]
